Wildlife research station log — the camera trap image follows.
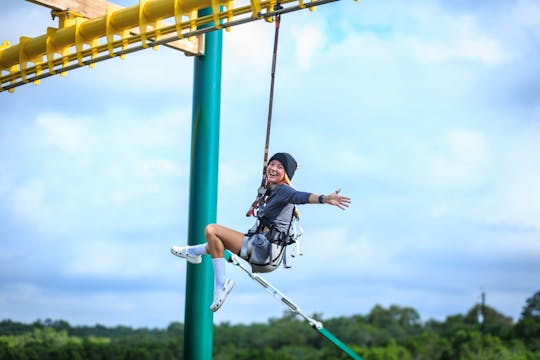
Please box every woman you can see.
[171,152,351,312]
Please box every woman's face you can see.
[266,160,286,184]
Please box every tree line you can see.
[1,290,539,359]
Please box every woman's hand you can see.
[325,189,351,210]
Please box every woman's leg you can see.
[205,224,244,258]
[171,223,242,311]
[204,224,243,312]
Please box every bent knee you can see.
[205,223,219,238]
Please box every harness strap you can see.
[252,205,299,269]
[283,245,291,268]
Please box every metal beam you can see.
[25,0,202,55]
[26,0,120,18]
[1,0,343,92]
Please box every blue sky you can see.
[1,0,539,328]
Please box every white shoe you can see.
[210,279,235,312]
[170,245,202,264]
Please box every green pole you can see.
[184,7,222,360]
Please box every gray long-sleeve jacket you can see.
[257,184,311,233]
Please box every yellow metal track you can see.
[0,0,341,93]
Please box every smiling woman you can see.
[171,152,351,312]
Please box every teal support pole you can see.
[183,7,223,360]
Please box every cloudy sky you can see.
[1,0,539,328]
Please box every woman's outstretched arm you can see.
[308,189,351,210]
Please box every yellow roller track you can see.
[0,0,336,93]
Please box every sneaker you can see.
[210,278,235,312]
[170,245,202,264]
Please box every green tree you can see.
[464,304,514,339]
[405,330,451,360]
[515,290,540,351]
[358,339,412,360]
[365,304,421,344]
[448,330,529,360]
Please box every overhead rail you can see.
[0,0,343,93]
[25,0,204,55]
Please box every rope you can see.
[263,6,282,170]
[246,5,283,217]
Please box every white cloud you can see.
[447,130,489,162]
[399,5,508,65]
[134,159,183,181]
[0,282,184,327]
[63,241,175,279]
[407,18,506,65]
[305,142,370,176]
[218,160,252,189]
[512,0,540,41]
[291,23,327,71]
[473,125,540,230]
[425,129,490,189]
[291,227,403,281]
[222,22,273,97]
[10,179,56,233]
[486,172,540,230]
[37,113,89,156]
[0,165,11,197]
[4,106,191,236]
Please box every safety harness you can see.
[246,190,303,270]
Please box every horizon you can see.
[1,288,530,328]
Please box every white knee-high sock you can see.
[212,258,226,290]
[188,243,208,256]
